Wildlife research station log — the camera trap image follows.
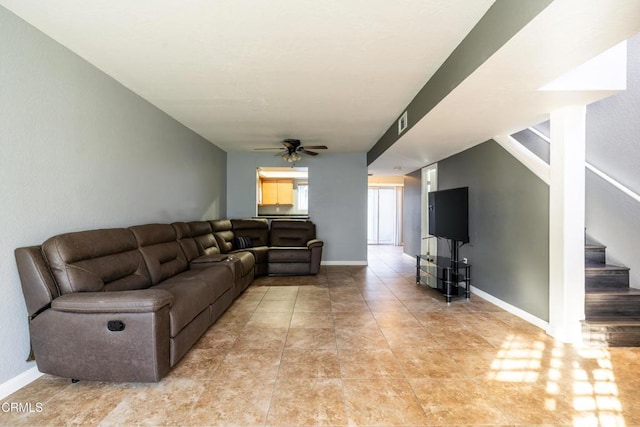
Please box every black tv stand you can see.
[416,238,471,303]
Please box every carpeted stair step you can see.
[585,262,630,290]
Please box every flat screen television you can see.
[428,187,469,243]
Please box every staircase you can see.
[507,125,640,346]
[582,243,640,346]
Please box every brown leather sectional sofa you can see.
[14,218,322,383]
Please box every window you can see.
[297,183,308,211]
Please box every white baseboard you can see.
[321,261,368,266]
[470,285,549,331]
[0,366,43,401]
[402,252,417,261]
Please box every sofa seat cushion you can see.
[227,250,256,276]
[268,248,311,263]
[153,280,212,337]
[161,267,233,303]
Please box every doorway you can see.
[368,186,403,245]
[421,164,438,286]
[421,164,438,254]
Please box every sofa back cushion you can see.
[269,220,316,247]
[42,228,151,294]
[210,219,234,253]
[171,222,191,240]
[130,224,188,285]
[171,222,200,262]
[231,219,269,247]
[188,221,221,256]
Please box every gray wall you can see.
[437,140,550,321]
[403,169,422,257]
[585,33,640,288]
[0,7,227,384]
[512,128,550,164]
[227,152,368,263]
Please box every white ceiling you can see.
[0,0,492,152]
[1,0,639,176]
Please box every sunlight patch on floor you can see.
[487,334,544,383]
[571,348,625,427]
[489,337,627,426]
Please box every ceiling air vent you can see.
[398,110,408,135]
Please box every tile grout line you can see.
[262,276,305,427]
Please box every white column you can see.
[547,106,586,343]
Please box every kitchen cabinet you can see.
[260,179,293,205]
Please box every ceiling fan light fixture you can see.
[283,152,301,163]
[289,152,301,162]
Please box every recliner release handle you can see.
[107,320,125,332]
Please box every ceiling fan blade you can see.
[253,148,285,151]
[299,149,319,156]
[282,139,301,149]
[300,145,328,150]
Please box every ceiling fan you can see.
[254,139,328,162]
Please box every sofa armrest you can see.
[307,239,324,249]
[51,289,173,314]
[189,254,236,272]
[31,297,172,382]
[191,254,229,263]
[307,240,323,275]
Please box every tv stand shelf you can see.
[416,255,471,303]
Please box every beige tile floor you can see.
[2,245,640,426]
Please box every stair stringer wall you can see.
[585,33,640,290]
